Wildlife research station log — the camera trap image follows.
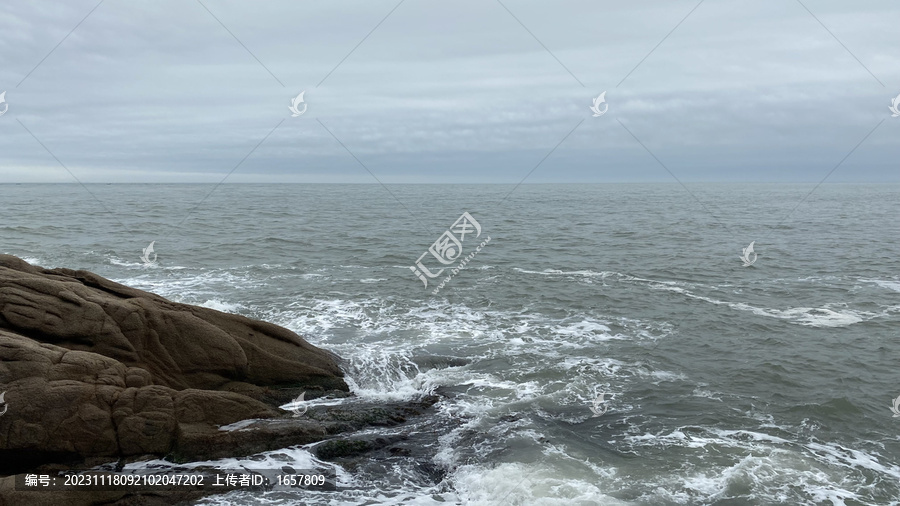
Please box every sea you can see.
[1,183,899,505]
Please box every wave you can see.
[616,426,900,505]
[860,278,900,293]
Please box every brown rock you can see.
[0,254,348,474]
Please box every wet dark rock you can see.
[410,355,470,369]
[314,435,405,460]
[172,395,438,463]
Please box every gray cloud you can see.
[0,0,897,183]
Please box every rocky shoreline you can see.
[0,255,441,505]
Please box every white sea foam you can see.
[551,320,617,341]
[514,268,879,328]
[860,278,900,293]
[118,445,357,490]
[106,254,188,270]
[731,302,865,327]
[614,424,900,505]
[642,451,862,505]
[199,299,244,312]
[513,267,615,278]
[804,442,900,481]
[276,395,348,414]
[19,256,43,266]
[452,461,628,505]
[648,282,869,327]
[512,268,692,289]
[216,419,258,432]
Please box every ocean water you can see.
[1,183,899,505]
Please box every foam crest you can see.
[452,461,627,506]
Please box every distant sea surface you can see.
[2,183,899,505]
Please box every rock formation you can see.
[0,254,366,504]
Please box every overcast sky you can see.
[0,0,898,183]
